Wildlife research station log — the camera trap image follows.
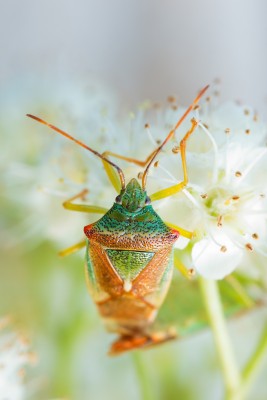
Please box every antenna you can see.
[142,85,209,189]
[26,114,126,190]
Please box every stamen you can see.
[182,188,203,210]
[205,224,226,247]
[156,164,177,183]
[217,215,223,227]
[238,148,267,183]
[145,123,158,147]
[198,122,219,184]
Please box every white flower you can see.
[0,317,35,400]
[155,100,267,279]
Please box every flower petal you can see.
[192,236,243,279]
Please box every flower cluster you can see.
[3,80,267,280]
[0,317,35,400]
[155,100,267,279]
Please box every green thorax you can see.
[84,179,179,250]
[94,178,168,236]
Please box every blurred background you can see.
[1,1,267,399]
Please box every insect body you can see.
[84,178,179,353]
[27,85,208,355]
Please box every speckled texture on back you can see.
[83,179,179,335]
[84,203,179,250]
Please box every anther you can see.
[245,129,251,134]
[252,233,259,240]
[137,172,143,179]
[244,109,250,116]
[144,123,150,129]
[232,195,240,201]
[154,161,159,168]
[172,146,180,154]
[203,123,209,129]
[206,96,211,102]
[188,268,196,277]
[193,104,200,110]
[201,193,208,199]
[171,105,178,111]
[220,246,227,252]
[167,95,176,103]
[245,243,253,251]
[225,128,231,134]
[217,215,223,227]
[235,171,242,177]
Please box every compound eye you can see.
[145,196,151,205]
[115,195,122,204]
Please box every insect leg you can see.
[60,191,107,256]
[149,119,199,202]
[59,239,86,257]
[165,221,194,239]
[63,189,108,214]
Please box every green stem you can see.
[241,326,267,398]
[199,277,242,400]
[132,352,155,400]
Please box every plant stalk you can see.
[199,277,242,400]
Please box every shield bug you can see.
[27,85,209,355]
